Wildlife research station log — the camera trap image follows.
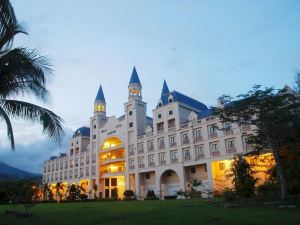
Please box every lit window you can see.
[133,89,137,94]
[101,105,105,112]
[219,163,225,170]
[97,104,101,111]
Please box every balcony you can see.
[159,160,166,165]
[129,151,135,156]
[149,162,155,167]
[209,133,218,139]
[241,125,251,132]
[182,139,190,145]
[129,165,135,170]
[148,145,154,152]
[181,123,188,129]
[137,134,145,140]
[168,126,176,132]
[171,158,178,163]
[195,154,205,160]
[100,156,125,166]
[170,142,177,147]
[211,151,220,157]
[159,144,165,150]
[184,155,191,161]
[138,164,145,169]
[100,167,125,176]
[195,136,203,143]
[157,129,164,134]
[227,147,236,154]
[138,149,144,154]
[225,129,233,135]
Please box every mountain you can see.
[0,162,42,181]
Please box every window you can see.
[93,124,96,129]
[92,154,96,163]
[129,159,135,169]
[105,178,110,186]
[138,157,144,168]
[86,166,89,176]
[195,145,204,159]
[169,110,173,115]
[169,135,176,146]
[148,154,155,166]
[194,129,202,141]
[168,119,175,128]
[92,165,96,176]
[157,122,164,132]
[158,114,162,119]
[182,133,189,144]
[226,139,235,149]
[190,166,196,174]
[65,161,68,169]
[129,144,135,155]
[183,148,191,160]
[219,163,225,170]
[129,122,133,128]
[111,178,117,186]
[211,143,219,152]
[60,162,63,170]
[69,170,73,179]
[64,171,67,179]
[75,158,79,167]
[168,98,173,103]
[158,137,165,149]
[56,163,59,171]
[146,173,151,179]
[170,150,178,163]
[138,143,144,153]
[159,153,166,165]
[158,103,162,107]
[86,156,90,164]
[209,124,218,138]
[80,168,84,177]
[93,134,96,139]
[129,111,132,116]
[147,141,154,151]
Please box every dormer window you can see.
[158,103,162,107]
[168,95,174,103]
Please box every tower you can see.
[128,66,142,101]
[94,84,106,117]
[161,79,170,97]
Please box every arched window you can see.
[97,104,101,112]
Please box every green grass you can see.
[0,200,299,225]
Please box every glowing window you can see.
[133,89,137,94]
[101,105,105,112]
[97,104,101,111]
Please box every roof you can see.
[50,156,57,160]
[160,90,208,111]
[73,127,90,138]
[95,85,105,102]
[197,109,213,119]
[129,66,141,85]
[161,79,170,97]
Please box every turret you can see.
[128,66,142,101]
[94,85,106,117]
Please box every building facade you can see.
[43,67,272,199]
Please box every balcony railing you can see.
[129,165,135,170]
[138,164,145,169]
[159,160,166,165]
[180,123,188,128]
[171,158,178,163]
[129,151,135,156]
[195,154,205,160]
[137,134,145,140]
[149,162,155,167]
[184,155,191,161]
[182,139,190,145]
[225,129,233,135]
[148,145,154,152]
[157,129,164,134]
[138,149,144,154]
[209,133,218,139]
[211,151,220,157]
[195,136,203,143]
[101,168,125,175]
[170,142,177,147]
[226,147,236,154]
[159,144,165,150]
[168,126,176,132]
[241,125,251,132]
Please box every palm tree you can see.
[0,0,64,149]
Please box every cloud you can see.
[0,127,73,174]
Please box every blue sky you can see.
[0,0,299,173]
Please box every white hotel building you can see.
[43,67,271,199]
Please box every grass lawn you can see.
[0,200,299,225]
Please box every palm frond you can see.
[0,105,14,149]
[0,99,64,144]
[0,0,26,51]
[0,48,52,100]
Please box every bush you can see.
[222,188,235,202]
[144,190,159,200]
[123,190,135,199]
[189,191,202,199]
[79,194,88,200]
[256,182,279,200]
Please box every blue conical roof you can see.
[161,79,169,97]
[129,66,141,85]
[95,85,105,102]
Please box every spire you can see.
[161,79,169,97]
[129,66,141,86]
[95,85,105,102]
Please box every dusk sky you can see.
[0,0,299,173]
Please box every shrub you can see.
[189,191,202,199]
[123,190,135,199]
[144,190,159,200]
[222,188,235,202]
[256,182,279,200]
[79,194,88,200]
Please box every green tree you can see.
[0,0,64,149]
[213,85,300,199]
[227,155,257,197]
